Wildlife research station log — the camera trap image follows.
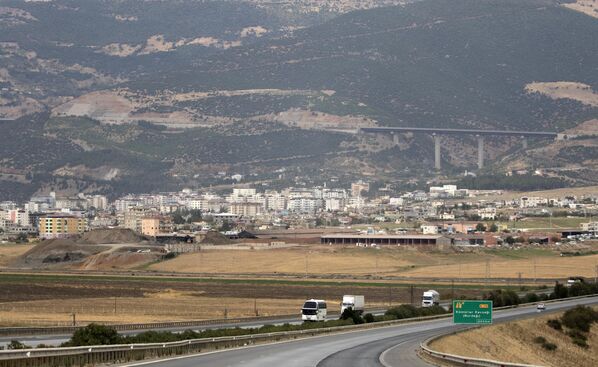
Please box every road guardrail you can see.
[420,333,542,367]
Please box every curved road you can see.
[119,296,598,367]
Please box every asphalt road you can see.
[117,296,598,367]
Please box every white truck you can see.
[421,290,440,307]
[341,295,365,314]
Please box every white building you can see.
[324,197,345,212]
[429,185,468,198]
[88,195,108,210]
[265,191,287,212]
[581,222,598,232]
[477,207,497,220]
[6,209,30,227]
[389,197,404,206]
[519,196,548,208]
[421,224,440,234]
[230,202,262,217]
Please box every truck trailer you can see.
[341,295,365,314]
[421,290,440,307]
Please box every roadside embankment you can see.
[429,307,598,367]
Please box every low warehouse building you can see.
[320,234,452,246]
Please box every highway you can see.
[118,296,597,367]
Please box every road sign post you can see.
[453,300,493,324]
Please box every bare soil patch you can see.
[0,245,31,267]
[10,229,155,269]
[563,0,598,19]
[78,228,145,244]
[525,81,598,107]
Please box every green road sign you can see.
[453,300,493,324]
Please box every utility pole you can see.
[595,264,598,285]
[254,298,258,316]
[451,280,454,301]
[305,253,308,278]
[518,272,523,289]
[72,313,76,326]
[485,259,490,283]
[534,257,536,285]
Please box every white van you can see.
[302,299,327,321]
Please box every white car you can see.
[537,303,546,311]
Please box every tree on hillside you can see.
[475,223,487,232]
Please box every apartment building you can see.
[39,214,87,239]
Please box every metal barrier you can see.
[420,334,542,367]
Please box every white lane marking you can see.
[379,340,410,367]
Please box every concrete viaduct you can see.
[359,127,559,170]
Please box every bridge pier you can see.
[477,135,484,170]
[521,136,528,150]
[433,134,441,170]
[392,132,400,145]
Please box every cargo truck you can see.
[421,290,440,307]
[341,295,365,314]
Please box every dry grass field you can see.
[0,244,32,267]
[150,245,598,280]
[2,272,449,326]
[0,291,302,326]
[399,253,598,279]
[149,246,414,275]
[431,308,598,367]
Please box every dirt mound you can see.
[200,231,233,245]
[78,228,146,244]
[78,251,161,270]
[13,238,109,268]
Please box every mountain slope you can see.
[1,0,597,198]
